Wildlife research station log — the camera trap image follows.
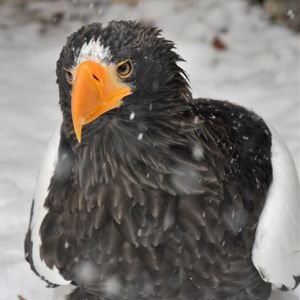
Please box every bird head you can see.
[56,21,190,143]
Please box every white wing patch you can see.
[76,38,111,65]
[252,125,300,289]
[30,121,70,285]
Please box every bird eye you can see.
[116,59,133,78]
[63,67,73,84]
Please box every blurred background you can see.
[0,0,299,299]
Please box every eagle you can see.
[25,21,300,300]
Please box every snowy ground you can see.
[0,0,299,299]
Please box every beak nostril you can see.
[93,74,100,81]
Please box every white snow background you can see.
[0,0,299,299]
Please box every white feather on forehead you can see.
[76,38,111,65]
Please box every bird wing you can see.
[252,125,300,290]
[25,117,70,285]
[191,98,299,290]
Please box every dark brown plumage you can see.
[25,21,274,300]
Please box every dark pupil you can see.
[118,62,130,75]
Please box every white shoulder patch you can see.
[30,120,70,285]
[252,125,300,289]
[76,38,111,65]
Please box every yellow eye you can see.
[116,59,133,78]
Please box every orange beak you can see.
[71,60,132,142]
